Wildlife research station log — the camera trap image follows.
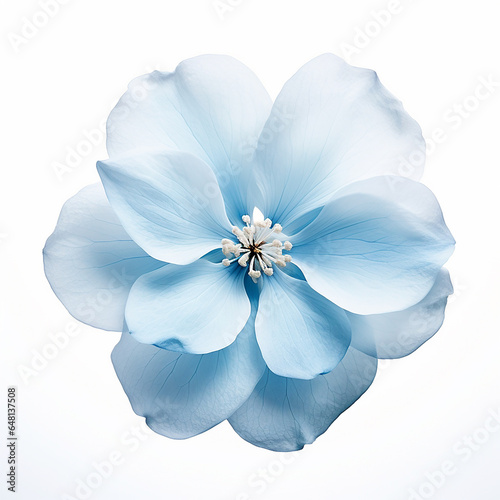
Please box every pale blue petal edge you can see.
[125,260,251,355]
[43,183,164,331]
[228,347,378,451]
[247,53,425,230]
[106,54,273,224]
[112,312,266,439]
[97,150,233,265]
[348,268,453,358]
[255,269,351,380]
[291,176,455,315]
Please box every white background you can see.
[1,1,499,499]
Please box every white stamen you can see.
[222,244,233,256]
[232,226,250,247]
[221,209,292,280]
[260,254,273,267]
[238,253,250,267]
[243,226,255,238]
[233,244,242,257]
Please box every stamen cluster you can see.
[221,212,292,281]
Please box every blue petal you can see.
[97,150,233,265]
[348,269,453,358]
[291,176,455,315]
[43,184,164,331]
[112,314,266,439]
[248,54,425,230]
[279,262,306,281]
[106,55,273,224]
[125,260,251,354]
[255,270,351,380]
[228,347,377,451]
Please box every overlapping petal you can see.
[228,347,378,451]
[112,314,266,439]
[97,150,233,265]
[349,269,453,358]
[106,55,273,224]
[44,54,456,451]
[291,176,455,315]
[43,184,164,331]
[125,260,251,354]
[248,53,425,230]
[255,270,351,380]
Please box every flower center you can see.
[221,208,292,281]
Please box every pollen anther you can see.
[221,209,293,281]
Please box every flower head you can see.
[43,54,455,451]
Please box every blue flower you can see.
[43,54,455,451]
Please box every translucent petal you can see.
[255,270,351,380]
[229,347,377,451]
[291,176,455,314]
[97,150,233,265]
[43,184,163,331]
[348,269,453,358]
[106,55,273,224]
[248,54,425,230]
[112,314,265,439]
[125,260,250,354]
